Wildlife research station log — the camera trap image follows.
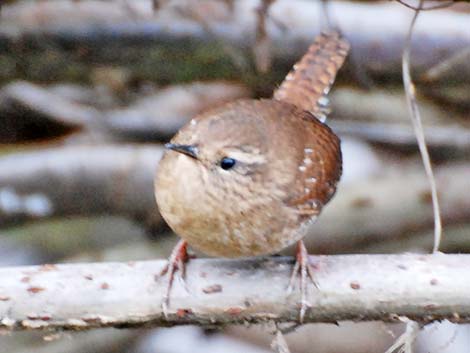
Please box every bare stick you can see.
[271,328,291,353]
[305,163,470,254]
[1,254,470,331]
[385,319,420,353]
[329,121,470,150]
[0,1,469,89]
[0,81,249,142]
[402,0,442,253]
[395,0,454,11]
[0,145,164,228]
[1,148,469,255]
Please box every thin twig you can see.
[396,0,455,11]
[319,0,332,30]
[253,0,275,73]
[385,319,420,353]
[402,0,442,253]
[271,327,291,353]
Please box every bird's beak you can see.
[165,143,198,159]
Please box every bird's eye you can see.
[220,157,236,170]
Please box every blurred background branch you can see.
[0,1,469,100]
[0,1,469,353]
[0,145,163,229]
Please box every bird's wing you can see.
[284,112,342,221]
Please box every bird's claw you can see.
[159,240,189,318]
[287,240,318,323]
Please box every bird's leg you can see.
[159,239,189,317]
[287,240,318,323]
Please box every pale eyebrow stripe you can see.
[223,145,262,154]
[222,149,266,165]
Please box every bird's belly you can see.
[177,210,307,258]
[157,162,312,257]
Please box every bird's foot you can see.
[159,239,189,317]
[287,240,318,323]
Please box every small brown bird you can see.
[155,32,349,321]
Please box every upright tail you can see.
[273,31,350,122]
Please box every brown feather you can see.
[286,109,342,221]
[273,31,350,121]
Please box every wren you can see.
[155,32,350,321]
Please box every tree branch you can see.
[1,144,469,255]
[0,145,163,229]
[0,0,468,97]
[1,254,470,331]
[304,163,470,253]
[329,121,470,150]
[0,81,250,142]
[3,82,469,149]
